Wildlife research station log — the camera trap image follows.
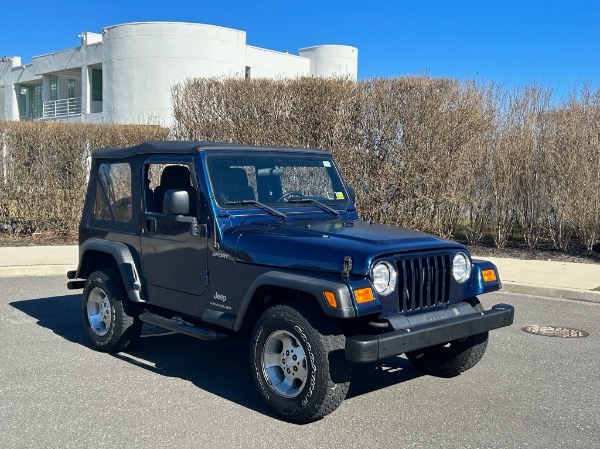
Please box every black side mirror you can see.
[164,190,190,215]
[345,185,356,203]
[163,190,201,236]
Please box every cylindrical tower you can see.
[298,45,358,80]
[101,22,247,124]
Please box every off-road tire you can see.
[250,301,351,423]
[406,299,489,378]
[82,269,142,352]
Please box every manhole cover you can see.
[141,323,176,338]
[521,325,589,338]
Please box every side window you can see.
[94,162,132,222]
[145,163,197,216]
[94,184,111,220]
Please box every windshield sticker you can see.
[323,161,332,167]
[335,192,345,200]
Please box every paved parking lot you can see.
[1,276,598,448]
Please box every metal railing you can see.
[42,97,82,119]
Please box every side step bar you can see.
[139,312,228,341]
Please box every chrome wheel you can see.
[261,330,307,398]
[86,286,112,337]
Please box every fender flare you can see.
[77,239,145,303]
[233,271,355,331]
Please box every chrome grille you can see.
[397,253,452,313]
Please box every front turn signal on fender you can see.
[482,269,497,282]
[323,291,337,308]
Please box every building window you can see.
[245,66,251,80]
[49,76,58,101]
[0,86,4,120]
[18,87,29,119]
[68,79,75,98]
[91,69,102,102]
[32,85,43,119]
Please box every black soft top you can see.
[92,141,330,159]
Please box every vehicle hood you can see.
[228,218,465,275]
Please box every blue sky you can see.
[2,0,598,98]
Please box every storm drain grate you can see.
[141,323,176,338]
[521,325,589,338]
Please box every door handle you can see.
[146,217,157,233]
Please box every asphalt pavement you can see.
[1,278,598,448]
[0,245,599,303]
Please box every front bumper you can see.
[346,303,514,363]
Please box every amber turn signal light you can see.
[354,287,375,304]
[482,269,497,282]
[324,291,337,308]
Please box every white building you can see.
[0,22,358,126]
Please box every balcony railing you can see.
[42,97,82,119]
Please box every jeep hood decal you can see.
[231,219,465,275]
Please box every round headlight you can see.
[452,252,472,283]
[372,261,397,296]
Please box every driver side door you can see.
[140,157,208,301]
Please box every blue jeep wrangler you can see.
[67,141,514,423]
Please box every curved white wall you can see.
[298,45,358,81]
[2,22,360,125]
[246,46,310,79]
[102,22,247,124]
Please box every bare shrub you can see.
[4,76,596,251]
[556,85,600,251]
[0,121,168,234]
[171,76,600,252]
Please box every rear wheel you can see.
[82,269,142,352]
[406,299,489,377]
[250,301,351,423]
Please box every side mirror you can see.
[163,190,190,215]
[345,185,356,203]
[163,189,201,236]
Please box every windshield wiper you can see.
[225,200,287,220]
[285,198,340,216]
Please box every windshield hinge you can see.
[213,218,220,250]
[342,256,353,281]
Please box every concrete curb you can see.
[500,282,600,304]
[0,265,75,277]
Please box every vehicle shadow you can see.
[11,294,423,420]
[10,293,89,346]
[346,356,422,400]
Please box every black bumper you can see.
[346,304,514,363]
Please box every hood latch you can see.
[342,256,353,281]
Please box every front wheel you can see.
[406,299,489,377]
[82,269,142,353]
[250,301,351,423]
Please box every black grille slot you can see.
[397,254,451,313]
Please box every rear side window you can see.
[94,163,132,222]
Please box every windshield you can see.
[205,154,349,208]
